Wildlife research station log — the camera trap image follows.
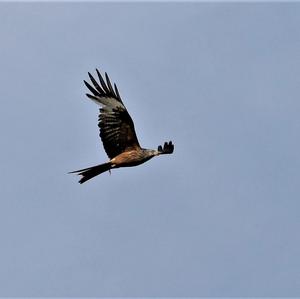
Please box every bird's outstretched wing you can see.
[84,69,141,159]
[158,141,174,154]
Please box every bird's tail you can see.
[69,162,112,184]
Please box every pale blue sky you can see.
[0,2,299,296]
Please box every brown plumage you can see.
[70,69,174,184]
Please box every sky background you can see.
[0,2,299,297]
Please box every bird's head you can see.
[144,149,160,157]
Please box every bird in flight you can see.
[70,69,174,183]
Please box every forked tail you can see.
[69,162,112,184]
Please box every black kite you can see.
[70,69,174,183]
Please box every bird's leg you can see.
[109,169,111,175]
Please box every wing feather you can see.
[85,69,141,159]
[88,72,104,94]
[114,83,121,100]
[105,72,115,97]
[84,80,99,96]
[96,69,110,94]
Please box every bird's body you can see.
[111,149,158,168]
[70,69,174,183]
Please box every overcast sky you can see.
[0,2,299,297]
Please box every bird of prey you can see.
[70,69,174,183]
